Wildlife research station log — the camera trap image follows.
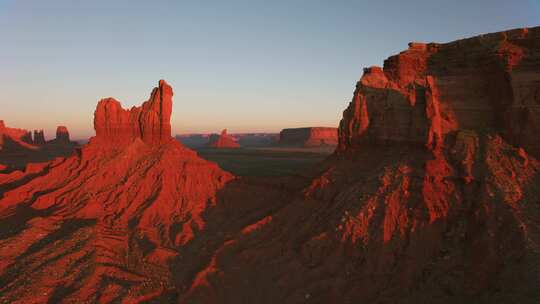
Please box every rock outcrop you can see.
[55,126,70,142]
[279,127,338,147]
[207,129,241,148]
[1,122,78,168]
[0,120,38,151]
[0,80,235,303]
[93,79,173,148]
[180,27,540,303]
[338,27,540,159]
[33,130,46,145]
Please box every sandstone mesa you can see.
[279,127,338,147]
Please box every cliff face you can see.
[338,27,540,158]
[279,127,338,147]
[93,79,173,148]
[181,27,540,303]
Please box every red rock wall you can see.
[338,27,540,158]
[93,80,173,148]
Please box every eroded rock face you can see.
[207,129,240,148]
[338,27,540,159]
[279,127,338,147]
[93,79,173,148]
[181,27,540,303]
[0,80,235,303]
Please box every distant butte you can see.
[55,126,70,142]
[206,129,241,148]
[279,127,338,147]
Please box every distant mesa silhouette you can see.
[55,126,70,142]
[279,127,338,147]
[0,121,78,168]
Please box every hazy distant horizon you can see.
[1,0,538,139]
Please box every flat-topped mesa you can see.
[338,27,540,158]
[93,80,173,147]
[56,126,70,142]
[279,127,338,147]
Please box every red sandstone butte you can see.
[55,126,70,142]
[338,27,540,159]
[182,27,540,303]
[207,129,241,148]
[0,80,233,303]
[93,79,173,147]
[279,127,338,147]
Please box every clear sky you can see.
[0,0,538,139]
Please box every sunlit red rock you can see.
[183,27,540,303]
[55,126,70,142]
[338,27,539,159]
[93,79,173,148]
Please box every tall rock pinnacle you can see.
[93,80,173,147]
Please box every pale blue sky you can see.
[0,0,538,139]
